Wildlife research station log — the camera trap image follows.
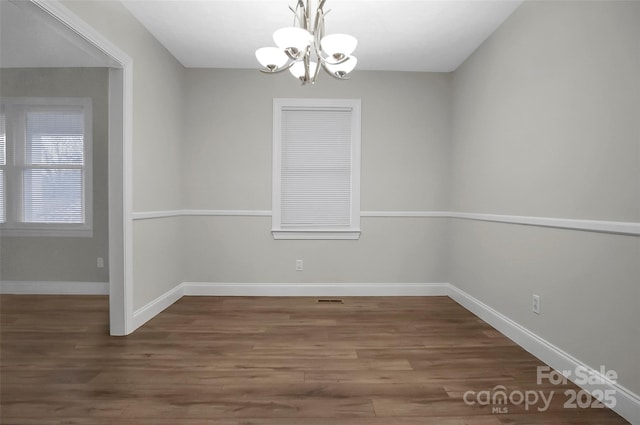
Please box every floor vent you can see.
[316,299,344,304]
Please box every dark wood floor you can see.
[0,295,629,424]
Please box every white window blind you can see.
[0,98,92,237]
[0,111,5,224]
[273,99,361,240]
[24,109,85,223]
[281,108,352,228]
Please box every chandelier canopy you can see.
[255,0,358,85]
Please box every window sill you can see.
[272,230,361,240]
[0,226,93,238]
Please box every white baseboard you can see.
[182,282,450,297]
[448,285,640,425]
[131,283,184,332]
[0,280,108,295]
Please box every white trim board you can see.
[449,212,640,237]
[448,285,640,425]
[182,282,449,297]
[131,284,183,332]
[361,211,450,218]
[130,209,640,236]
[131,210,272,220]
[0,281,108,295]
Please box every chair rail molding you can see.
[131,209,640,236]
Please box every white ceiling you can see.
[122,0,523,72]
[0,0,523,72]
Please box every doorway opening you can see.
[0,0,133,335]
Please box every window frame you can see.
[272,98,361,240]
[0,97,93,238]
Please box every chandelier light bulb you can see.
[273,27,313,57]
[325,55,358,78]
[321,34,358,60]
[255,47,289,71]
[290,61,318,80]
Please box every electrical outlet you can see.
[97,257,104,268]
[296,259,303,271]
[532,294,541,314]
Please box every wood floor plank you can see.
[0,416,505,425]
[89,369,305,385]
[219,382,449,399]
[182,397,376,418]
[305,369,516,384]
[0,295,630,424]
[372,397,493,416]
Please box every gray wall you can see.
[181,70,451,284]
[61,0,186,310]
[0,67,109,283]
[450,0,640,395]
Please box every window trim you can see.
[0,97,93,238]
[272,98,361,240]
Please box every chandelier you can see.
[255,0,358,85]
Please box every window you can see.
[0,112,5,224]
[272,98,361,239]
[0,97,92,237]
